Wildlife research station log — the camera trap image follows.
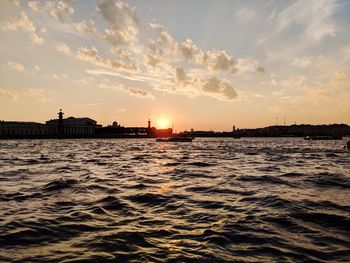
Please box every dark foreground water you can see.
[0,138,349,262]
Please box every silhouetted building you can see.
[235,124,350,137]
[0,110,101,138]
[0,121,48,138]
[45,110,101,136]
[96,119,172,137]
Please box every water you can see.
[0,138,349,262]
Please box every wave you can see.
[1,138,349,262]
[43,177,79,191]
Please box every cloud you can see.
[1,0,21,8]
[1,12,35,31]
[143,32,175,69]
[86,69,161,83]
[151,69,239,101]
[144,53,162,67]
[236,58,264,74]
[291,57,312,68]
[0,88,19,101]
[145,25,185,68]
[31,33,44,44]
[146,23,264,76]
[45,0,74,23]
[147,24,246,77]
[97,0,140,46]
[145,22,265,83]
[201,77,238,100]
[73,102,105,107]
[73,20,97,34]
[210,51,235,72]
[175,67,187,82]
[5,61,25,72]
[128,87,155,99]
[281,75,306,88]
[28,1,39,12]
[76,46,139,73]
[55,42,71,54]
[177,38,197,59]
[1,12,43,45]
[0,88,49,102]
[110,46,133,61]
[256,65,265,73]
[264,0,338,52]
[148,22,165,31]
[147,25,240,74]
[140,24,245,101]
[1,0,262,104]
[23,88,50,103]
[331,69,350,86]
[195,50,237,72]
[99,82,155,99]
[144,17,265,96]
[236,7,256,22]
[302,84,330,100]
[77,47,101,63]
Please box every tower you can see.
[58,109,64,134]
[58,109,64,121]
[148,118,151,129]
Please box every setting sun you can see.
[158,118,170,129]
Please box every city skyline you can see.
[1,0,350,131]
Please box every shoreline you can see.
[0,135,348,140]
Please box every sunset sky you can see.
[1,0,349,131]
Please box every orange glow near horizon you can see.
[158,118,170,129]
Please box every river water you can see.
[0,138,349,262]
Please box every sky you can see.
[0,0,349,131]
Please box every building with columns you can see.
[0,110,101,138]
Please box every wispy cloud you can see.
[97,0,140,46]
[73,20,97,34]
[1,12,43,45]
[76,46,139,73]
[99,82,155,99]
[0,88,50,103]
[45,0,74,23]
[5,61,25,72]
[23,88,50,103]
[291,57,312,68]
[55,42,71,54]
[262,0,338,54]
[0,88,19,101]
[28,1,39,12]
[73,102,105,107]
[12,0,263,102]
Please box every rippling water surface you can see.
[1,138,350,262]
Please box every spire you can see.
[58,109,64,121]
[58,109,64,134]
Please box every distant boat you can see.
[304,135,342,140]
[156,136,193,142]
